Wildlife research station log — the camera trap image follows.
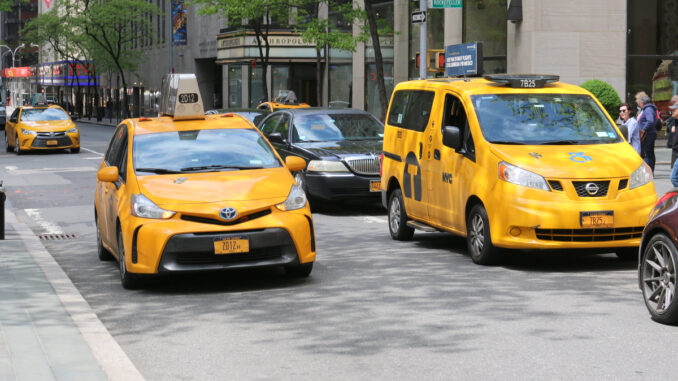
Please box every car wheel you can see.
[388,189,414,241]
[71,147,80,154]
[615,247,638,261]
[466,204,500,265]
[14,136,22,155]
[95,215,113,261]
[117,229,141,289]
[285,262,313,278]
[640,233,678,324]
[5,132,11,152]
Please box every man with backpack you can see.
[637,94,660,172]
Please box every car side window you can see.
[275,114,291,140]
[117,139,128,183]
[386,90,434,132]
[105,125,127,167]
[443,93,475,162]
[260,115,282,135]
[9,108,19,123]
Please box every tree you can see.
[193,0,293,104]
[581,79,622,121]
[363,0,392,121]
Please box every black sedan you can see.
[257,108,384,201]
[204,108,270,126]
[639,189,678,324]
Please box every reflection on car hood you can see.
[296,139,383,159]
[20,120,73,131]
[490,143,644,178]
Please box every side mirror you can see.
[97,166,119,182]
[268,132,286,144]
[442,126,462,150]
[285,156,306,172]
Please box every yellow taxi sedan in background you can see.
[95,74,315,289]
[4,105,80,154]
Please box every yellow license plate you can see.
[46,140,58,145]
[581,211,613,228]
[370,180,381,192]
[214,236,249,254]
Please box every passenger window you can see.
[105,125,126,166]
[10,109,19,123]
[118,142,128,182]
[260,115,282,135]
[443,94,475,161]
[276,114,291,140]
[387,90,435,132]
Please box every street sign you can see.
[411,11,427,24]
[431,0,462,8]
[444,42,483,77]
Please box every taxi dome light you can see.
[484,74,559,88]
[159,73,205,120]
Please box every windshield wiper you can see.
[135,167,182,174]
[539,140,581,145]
[488,141,526,145]
[180,165,263,172]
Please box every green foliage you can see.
[581,79,622,121]
[293,1,368,53]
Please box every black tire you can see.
[118,229,142,289]
[388,189,414,241]
[95,215,113,261]
[285,262,313,278]
[14,136,22,155]
[466,204,501,265]
[640,233,678,324]
[615,247,638,261]
[71,147,80,153]
[5,132,11,152]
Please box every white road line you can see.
[359,216,387,224]
[5,166,18,171]
[83,156,104,160]
[81,147,104,156]
[24,208,64,235]
[7,166,96,175]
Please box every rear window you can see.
[386,90,435,132]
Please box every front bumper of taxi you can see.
[486,181,657,249]
[18,131,80,151]
[121,206,315,274]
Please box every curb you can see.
[5,208,145,381]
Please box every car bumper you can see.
[305,172,381,201]
[486,181,658,249]
[122,207,316,274]
[18,132,80,151]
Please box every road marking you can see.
[6,166,96,175]
[24,208,64,235]
[81,147,104,156]
[83,156,104,160]
[359,216,387,224]
[5,166,17,171]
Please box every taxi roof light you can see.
[484,74,559,88]
[159,73,205,120]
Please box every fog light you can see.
[509,227,521,237]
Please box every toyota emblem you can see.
[219,207,238,221]
[585,183,599,196]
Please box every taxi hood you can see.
[489,143,643,179]
[136,167,293,206]
[20,120,73,130]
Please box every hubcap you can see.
[389,197,401,233]
[469,214,485,255]
[643,240,677,314]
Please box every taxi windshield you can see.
[471,94,622,145]
[293,114,384,142]
[20,108,69,121]
[133,128,281,174]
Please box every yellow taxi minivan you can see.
[380,74,657,265]
[4,104,80,154]
[94,74,316,289]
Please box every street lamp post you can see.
[0,43,38,106]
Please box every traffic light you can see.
[436,51,445,70]
[415,52,420,69]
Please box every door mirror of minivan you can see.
[97,166,119,182]
[442,126,462,150]
[268,132,286,144]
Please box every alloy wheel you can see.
[469,214,485,255]
[643,239,677,315]
[389,197,401,233]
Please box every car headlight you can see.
[66,127,78,133]
[498,161,550,191]
[276,184,307,211]
[629,163,653,189]
[21,129,36,135]
[130,193,175,219]
[306,160,349,172]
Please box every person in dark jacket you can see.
[637,95,658,172]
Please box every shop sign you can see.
[1,67,31,78]
[444,42,483,77]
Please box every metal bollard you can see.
[0,180,5,240]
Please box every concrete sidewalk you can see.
[0,208,144,381]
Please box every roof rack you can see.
[484,74,559,88]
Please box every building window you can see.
[272,66,290,100]
[228,65,242,108]
[328,0,353,108]
[249,66,264,107]
[463,0,507,75]
[365,0,394,118]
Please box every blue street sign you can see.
[444,42,484,77]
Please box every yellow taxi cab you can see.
[380,74,658,265]
[257,90,310,112]
[4,104,80,154]
[94,74,316,289]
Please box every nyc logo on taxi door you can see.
[569,152,592,163]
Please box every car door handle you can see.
[434,149,441,160]
[419,143,423,159]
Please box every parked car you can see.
[204,108,270,125]
[639,190,678,324]
[257,108,384,201]
[0,104,6,130]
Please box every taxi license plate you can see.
[369,180,381,192]
[214,236,249,255]
[580,211,613,228]
[46,140,58,146]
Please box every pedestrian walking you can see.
[669,103,678,187]
[667,95,678,149]
[636,94,659,172]
[620,102,641,155]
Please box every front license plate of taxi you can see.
[46,140,58,146]
[580,211,613,228]
[369,180,381,192]
[214,236,249,255]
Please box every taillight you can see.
[655,191,678,208]
[379,153,384,177]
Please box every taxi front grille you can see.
[572,181,610,197]
[548,180,563,191]
[181,209,272,226]
[176,247,283,265]
[31,136,72,147]
[345,157,380,176]
[36,132,66,138]
[535,227,644,242]
[618,179,628,190]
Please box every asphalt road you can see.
[3,121,678,380]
